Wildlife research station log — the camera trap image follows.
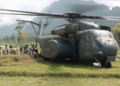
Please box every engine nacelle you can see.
[44,40,74,59]
[51,24,76,37]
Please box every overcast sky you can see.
[92,0,120,9]
[0,0,120,27]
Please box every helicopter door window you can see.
[80,34,84,40]
[85,35,91,44]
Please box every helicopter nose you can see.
[100,40,118,56]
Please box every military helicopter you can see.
[0,8,119,68]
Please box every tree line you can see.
[1,21,36,42]
[112,23,120,45]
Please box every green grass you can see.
[0,54,119,86]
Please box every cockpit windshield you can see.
[100,34,113,38]
[93,30,113,38]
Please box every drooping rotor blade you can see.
[0,12,65,18]
[83,15,120,21]
[0,8,44,14]
[0,13,40,16]
[64,13,120,20]
[0,9,65,18]
[16,19,41,36]
[16,19,41,26]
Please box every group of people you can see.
[22,44,39,56]
[0,45,20,55]
[0,43,39,57]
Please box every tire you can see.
[106,62,112,68]
[101,60,112,68]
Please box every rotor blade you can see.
[0,9,65,18]
[0,8,44,14]
[16,19,41,26]
[65,13,120,20]
[79,16,120,21]
[85,16,120,20]
[0,12,65,18]
[0,13,40,16]
[103,16,120,19]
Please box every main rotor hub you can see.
[64,13,84,23]
[65,13,83,19]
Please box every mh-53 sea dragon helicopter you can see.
[0,8,119,68]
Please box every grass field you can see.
[0,54,120,86]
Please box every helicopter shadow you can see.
[33,56,95,70]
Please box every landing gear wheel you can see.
[106,62,112,68]
[43,57,50,61]
[101,60,112,68]
[43,56,54,61]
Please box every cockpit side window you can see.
[84,34,91,44]
[80,34,84,41]
[92,31,113,39]
[100,33,113,38]
[109,33,113,38]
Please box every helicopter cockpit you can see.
[91,30,118,57]
[78,29,118,63]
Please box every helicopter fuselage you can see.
[39,22,118,67]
